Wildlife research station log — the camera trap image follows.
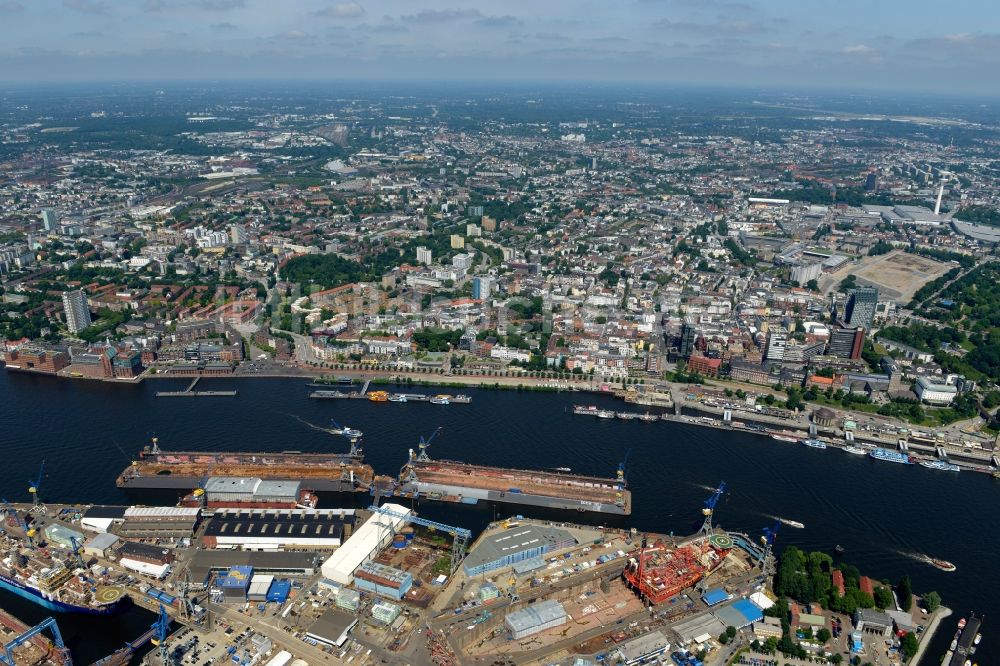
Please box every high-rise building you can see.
[40,209,58,232]
[62,290,92,334]
[844,287,878,330]
[765,331,788,361]
[467,205,484,218]
[828,327,865,360]
[416,246,433,265]
[790,263,822,286]
[679,321,697,359]
[472,276,493,301]
[864,173,878,192]
[481,215,497,232]
[450,235,465,250]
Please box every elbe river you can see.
[0,371,995,664]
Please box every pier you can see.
[155,377,238,398]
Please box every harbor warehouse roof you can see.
[714,599,764,629]
[306,609,358,648]
[702,588,729,606]
[505,600,567,635]
[463,525,577,575]
[320,503,411,585]
[669,612,726,644]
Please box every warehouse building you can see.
[320,503,411,585]
[188,550,318,588]
[248,574,274,602]
[506,600,568,639]
[218,565,253,601]
[306,609,358,648]
[83,533,120,559]
[117,541,175,578]
[42,524,84,550]
[354,562,412,600]
[616,631,671,666]
[81,505,127,533]
[203,477,303,507]
[713,599,764,629]
[463,525,577,576]
[119,506,200,539]
[202,508,354,550]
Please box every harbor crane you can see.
[1,499,35,548]
[149,604,171,666]
[27,460,45,508]
[0,616,71,666]
[367,503,471,576]
[699,481,726,535]
[415,427,442,462]
[68,536,87,571]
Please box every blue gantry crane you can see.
[700,481,727,534]
[368,503,471,576]
[148,603,171,666]
[0,616,71,666]
[28,460,45,508]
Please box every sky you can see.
[0,0,998,93]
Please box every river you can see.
[0,371,994,663]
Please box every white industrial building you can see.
[119,558,170,579]
[915,377,957,405]
[505,600,568,639]
[320,503,411,585]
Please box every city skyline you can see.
[0,0,997,94]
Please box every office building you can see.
[40,208,58,232]
[679,321,697,359]
[765,331,787,362]
[472,276,493,300]
[828,327,865,360]
[845,287,878,330]
[62,290,92,333]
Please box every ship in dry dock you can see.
[377,432,631,515]
[116,438,374,492]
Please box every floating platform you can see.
[397,458,630,515]
[116,440,373,492]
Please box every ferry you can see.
[451,394,472,404]
[638,413,659,423]
[430,394,451,405]
[869,448,912,464]
[802,439,827,450]
[920,460,961,472]
[387,394,407,403]
[368,391,389,402]
[552,467,572,472]
[771,434,799,443]
[842,445,867,455]
[778,517,805,529]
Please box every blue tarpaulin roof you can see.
[267,579,291,603]
[702,588,729,606]
[713,599,764,629]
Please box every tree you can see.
[924,590,941,613]
[725,626,737,639]
[897,575,913,611]
[873,586,893,610]
[718,631,729,645]
[806,279,819,291]
[900,632,919,662]
[817,628,831,643]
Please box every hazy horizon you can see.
[0,1,998,95]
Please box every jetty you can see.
[155,377,238,398]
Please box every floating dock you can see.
[309,390,471,404]
[392,452,630,515]
[155,377,237,398]
[116,438,373,491]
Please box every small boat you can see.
[802,438,827,450]
[595,409,615,419]
[329,421,362,438]
[929,558,957,572]
[430,395,451,405]
[638,413,659,422]
[920,460,961,472]
[771,434,799,443]
[778,517,805,529]
[974,633,982,645]
[959,618,967,630]
[552,467,572,473]
[843,445,867,455]
[387,394,407,403]
[451,394,472,404]
[835,544,845,555]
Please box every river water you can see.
[0,371,994,663]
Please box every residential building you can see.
[62,290,92,333]
[416,246,432,265]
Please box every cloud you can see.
[400,8,482,24]
[62,0,109,14]
[842,44,876,55]
[0,1,24,12]
[194,0,246,10]
[475,15,522,29]
[314,2,365,19]
[653,17,767,35]
[211,22,238,31]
